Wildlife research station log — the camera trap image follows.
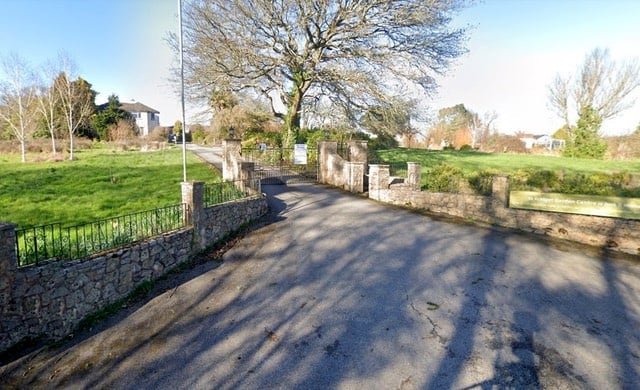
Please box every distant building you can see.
[120,101,160,136]
[519,134,565,150]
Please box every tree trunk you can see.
[68,114,75,161]
[50,133,57,156]
[284,89,303,148]
[49,108,57,156]
[20,139,26,163]
[69,131,74,160]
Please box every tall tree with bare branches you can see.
[548,48,640,127]
[177,0,469,146]
[548,48,639,158]
[54,55,96,160]
[0,52,39,162]
[36,59,63,156]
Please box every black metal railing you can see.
[241,147,319,165]
[241,147,319,184]
[203,179,258,207]
[15,204,186,267]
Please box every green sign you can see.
[509,191,640,220]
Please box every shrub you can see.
[148,126,169,142]
[191,127,207,144]
[368,133,399,150]
[525,169,560,191]
[466,169,498,195]
[425,163,463,193]
[108,118,138,142]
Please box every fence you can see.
[1,156,271,355]
[14,204,186,267]
[203,179,259,207]
[241,147,319,165]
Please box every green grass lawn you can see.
[372,149,640,175]
[0,147,221,228]
[371,148,640,196]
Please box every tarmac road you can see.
[1,147,639,389]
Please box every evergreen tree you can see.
[563,106,607,159]
[93,94,130,140]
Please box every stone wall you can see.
[318,140,367,193]
[1,229,193,352]
[0,185,268,354]
[200,196,268,249]
[369,164,640,256]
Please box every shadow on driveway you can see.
[1,183,639,389]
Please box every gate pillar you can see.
[223,139,242,182]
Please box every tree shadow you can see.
[1,183,639,389]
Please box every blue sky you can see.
[1,0,639,134]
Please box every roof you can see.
[120,101,159,114]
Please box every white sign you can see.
[293,144,308,165]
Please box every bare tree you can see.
[548,74,570,126]
[0,52,39,162]
[36,59,62,156]
[177,0,469,146]
[548,48,640,127]
[55,55,95,160]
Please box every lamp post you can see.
[178,0,187,182]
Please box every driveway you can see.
[1,156,639,388]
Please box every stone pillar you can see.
[348,140,368,163]
[0,223,17,271]
[346,162,365,193]
[240,162,259,194]
[182,181,206,250]
[0,223,17,328]
[223,139,242,182]
[318,141,338,184]
[492,175,510,207]
[407,162,421,191]
[368,164,390,201]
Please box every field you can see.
[0,147,220,228]
[372,148,640,196]
[372,149,640,174]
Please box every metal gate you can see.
[242,147,318,185]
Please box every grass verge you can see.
[1,146,220,228]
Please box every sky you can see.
[0,0,639,135]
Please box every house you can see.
[519,134,565,151]
[120,101,160,136]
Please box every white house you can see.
[120,101,160,136]
[520,134,565,151]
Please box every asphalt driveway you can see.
[1,180,639,389]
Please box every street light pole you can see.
[179,0,187,182]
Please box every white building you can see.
[120,101,160,136]
[520,134,565,151]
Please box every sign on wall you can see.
[510,191,640,220]
[294,144,308,165]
